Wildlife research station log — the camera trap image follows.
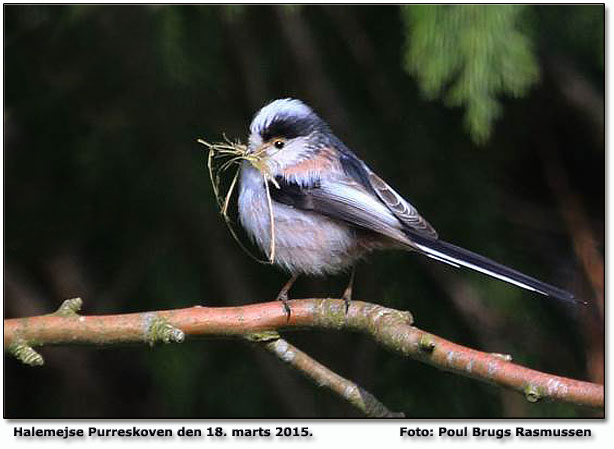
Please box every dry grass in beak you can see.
[197,136,278,264]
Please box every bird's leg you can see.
[341,267,356,314]
[276,273,299,320]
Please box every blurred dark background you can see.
[4,5,603,418]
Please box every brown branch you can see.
[4,298,603,410]
[251,333,404,417]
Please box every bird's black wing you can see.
[338,152,439,239]
[268,174,582,305]
[269,175,411,245]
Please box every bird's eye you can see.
[273,139,285,149]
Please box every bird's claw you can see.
[343,296,351,315]
[276,292,292,321]
[281,298,292,321]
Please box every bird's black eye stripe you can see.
[261,115,320,142]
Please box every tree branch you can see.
[249,332,404,417]
[4,298,603,410]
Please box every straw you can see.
[197,137,278,264]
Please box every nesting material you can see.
[197,137,277,264]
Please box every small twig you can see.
[8,339,44,366]
[4,298,603,410]
[52,297,83,317]
[246,331,403,417]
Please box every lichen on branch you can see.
[4,297,603,411]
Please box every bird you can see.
[236,98,581,315]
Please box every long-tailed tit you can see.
[237,98,580,313]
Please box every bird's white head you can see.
[247,98,329,171]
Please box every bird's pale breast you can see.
[238,164,366,275]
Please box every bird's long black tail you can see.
[406,232,583,305]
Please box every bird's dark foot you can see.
[280,297,292,321]
[341,267,356,315]
[276,290,292,321]
[342,295,351,315]
[276,274,299,321]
